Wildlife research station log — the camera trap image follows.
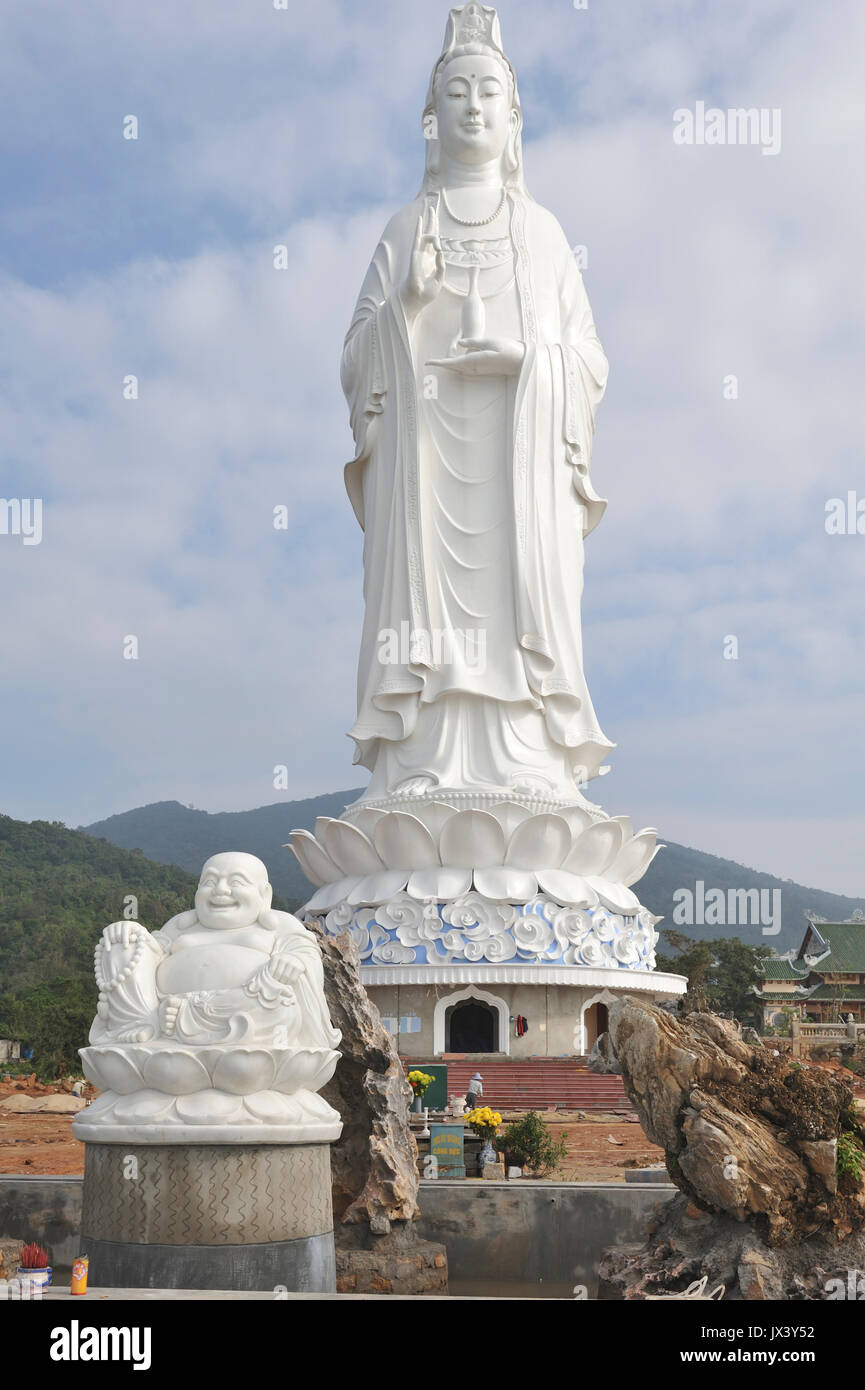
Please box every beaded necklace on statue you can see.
[441,186,506,227]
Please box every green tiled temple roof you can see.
[761,957,805,981]
[802,984,865,1002]
[798,921,865,973]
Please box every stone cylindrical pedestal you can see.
[80,1142,335,1292]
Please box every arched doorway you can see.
[434,987,509,1056]
[576,990,619,1055]
[583,1001,609,1052]
[447,999,498,1053]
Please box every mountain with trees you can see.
[83,792,363,909]
[0,815,198,1076]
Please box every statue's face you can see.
[435,53,515,168]
[195,853,272,930]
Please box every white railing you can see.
[781,1019,865,1056]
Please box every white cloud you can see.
[1,0,863,897]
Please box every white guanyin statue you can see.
[342,3,611,803]
[73,854,343,1142]
[289,7,668,984]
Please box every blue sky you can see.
[2,0,864,893]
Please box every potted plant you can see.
[498,1110,568,1178]
[17,1242,52,1289]
[465,1105,502,1170]
[407,1069,435,1113]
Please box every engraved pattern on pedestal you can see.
[80,1143,332,1244]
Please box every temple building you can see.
[361,957,684,1060]
[756,915,865,1028]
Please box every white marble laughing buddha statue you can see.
[90,852,340,1050]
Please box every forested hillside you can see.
[0,815,197,1074]
[84,791,364,907]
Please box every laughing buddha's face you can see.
[194,853,272,930]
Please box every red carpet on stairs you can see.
[402,1057,634,1113]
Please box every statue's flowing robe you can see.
[341,191,613,794]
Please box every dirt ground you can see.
[3,1054,860,1182]
[0,1070,664,1180]
[0,1113,85,1174]
[0,1075,91,1175]
[0,1106,663,1181]
[542,1114,664,1182]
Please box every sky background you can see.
[1,0,863,892]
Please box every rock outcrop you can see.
[587,1031,620,1075]
[600,1191,865,1301]
[0,1239,23,1282]
[310,924,447,1294]
[598,997,865,1299]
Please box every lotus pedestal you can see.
[73,1043,342,1293]
[290,796,666,971]
[289,796,687,1053]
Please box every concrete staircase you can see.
[404,1057,634,1114]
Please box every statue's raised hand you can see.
[400,211,444,317]
[95,920,160,991]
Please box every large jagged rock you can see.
[587,1031,620,1075]
[310,924,447,1294]
[598,998,865,1299]
[0,1239,23,1281]
[600,1192,865,1301]
[312,925,420,1228]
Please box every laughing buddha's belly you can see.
[157,945,267,995]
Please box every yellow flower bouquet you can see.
[407,1069,436,1099]
[465,1106,502,1142]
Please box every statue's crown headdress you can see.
[426,5,516,108]
[444,3,503,52]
